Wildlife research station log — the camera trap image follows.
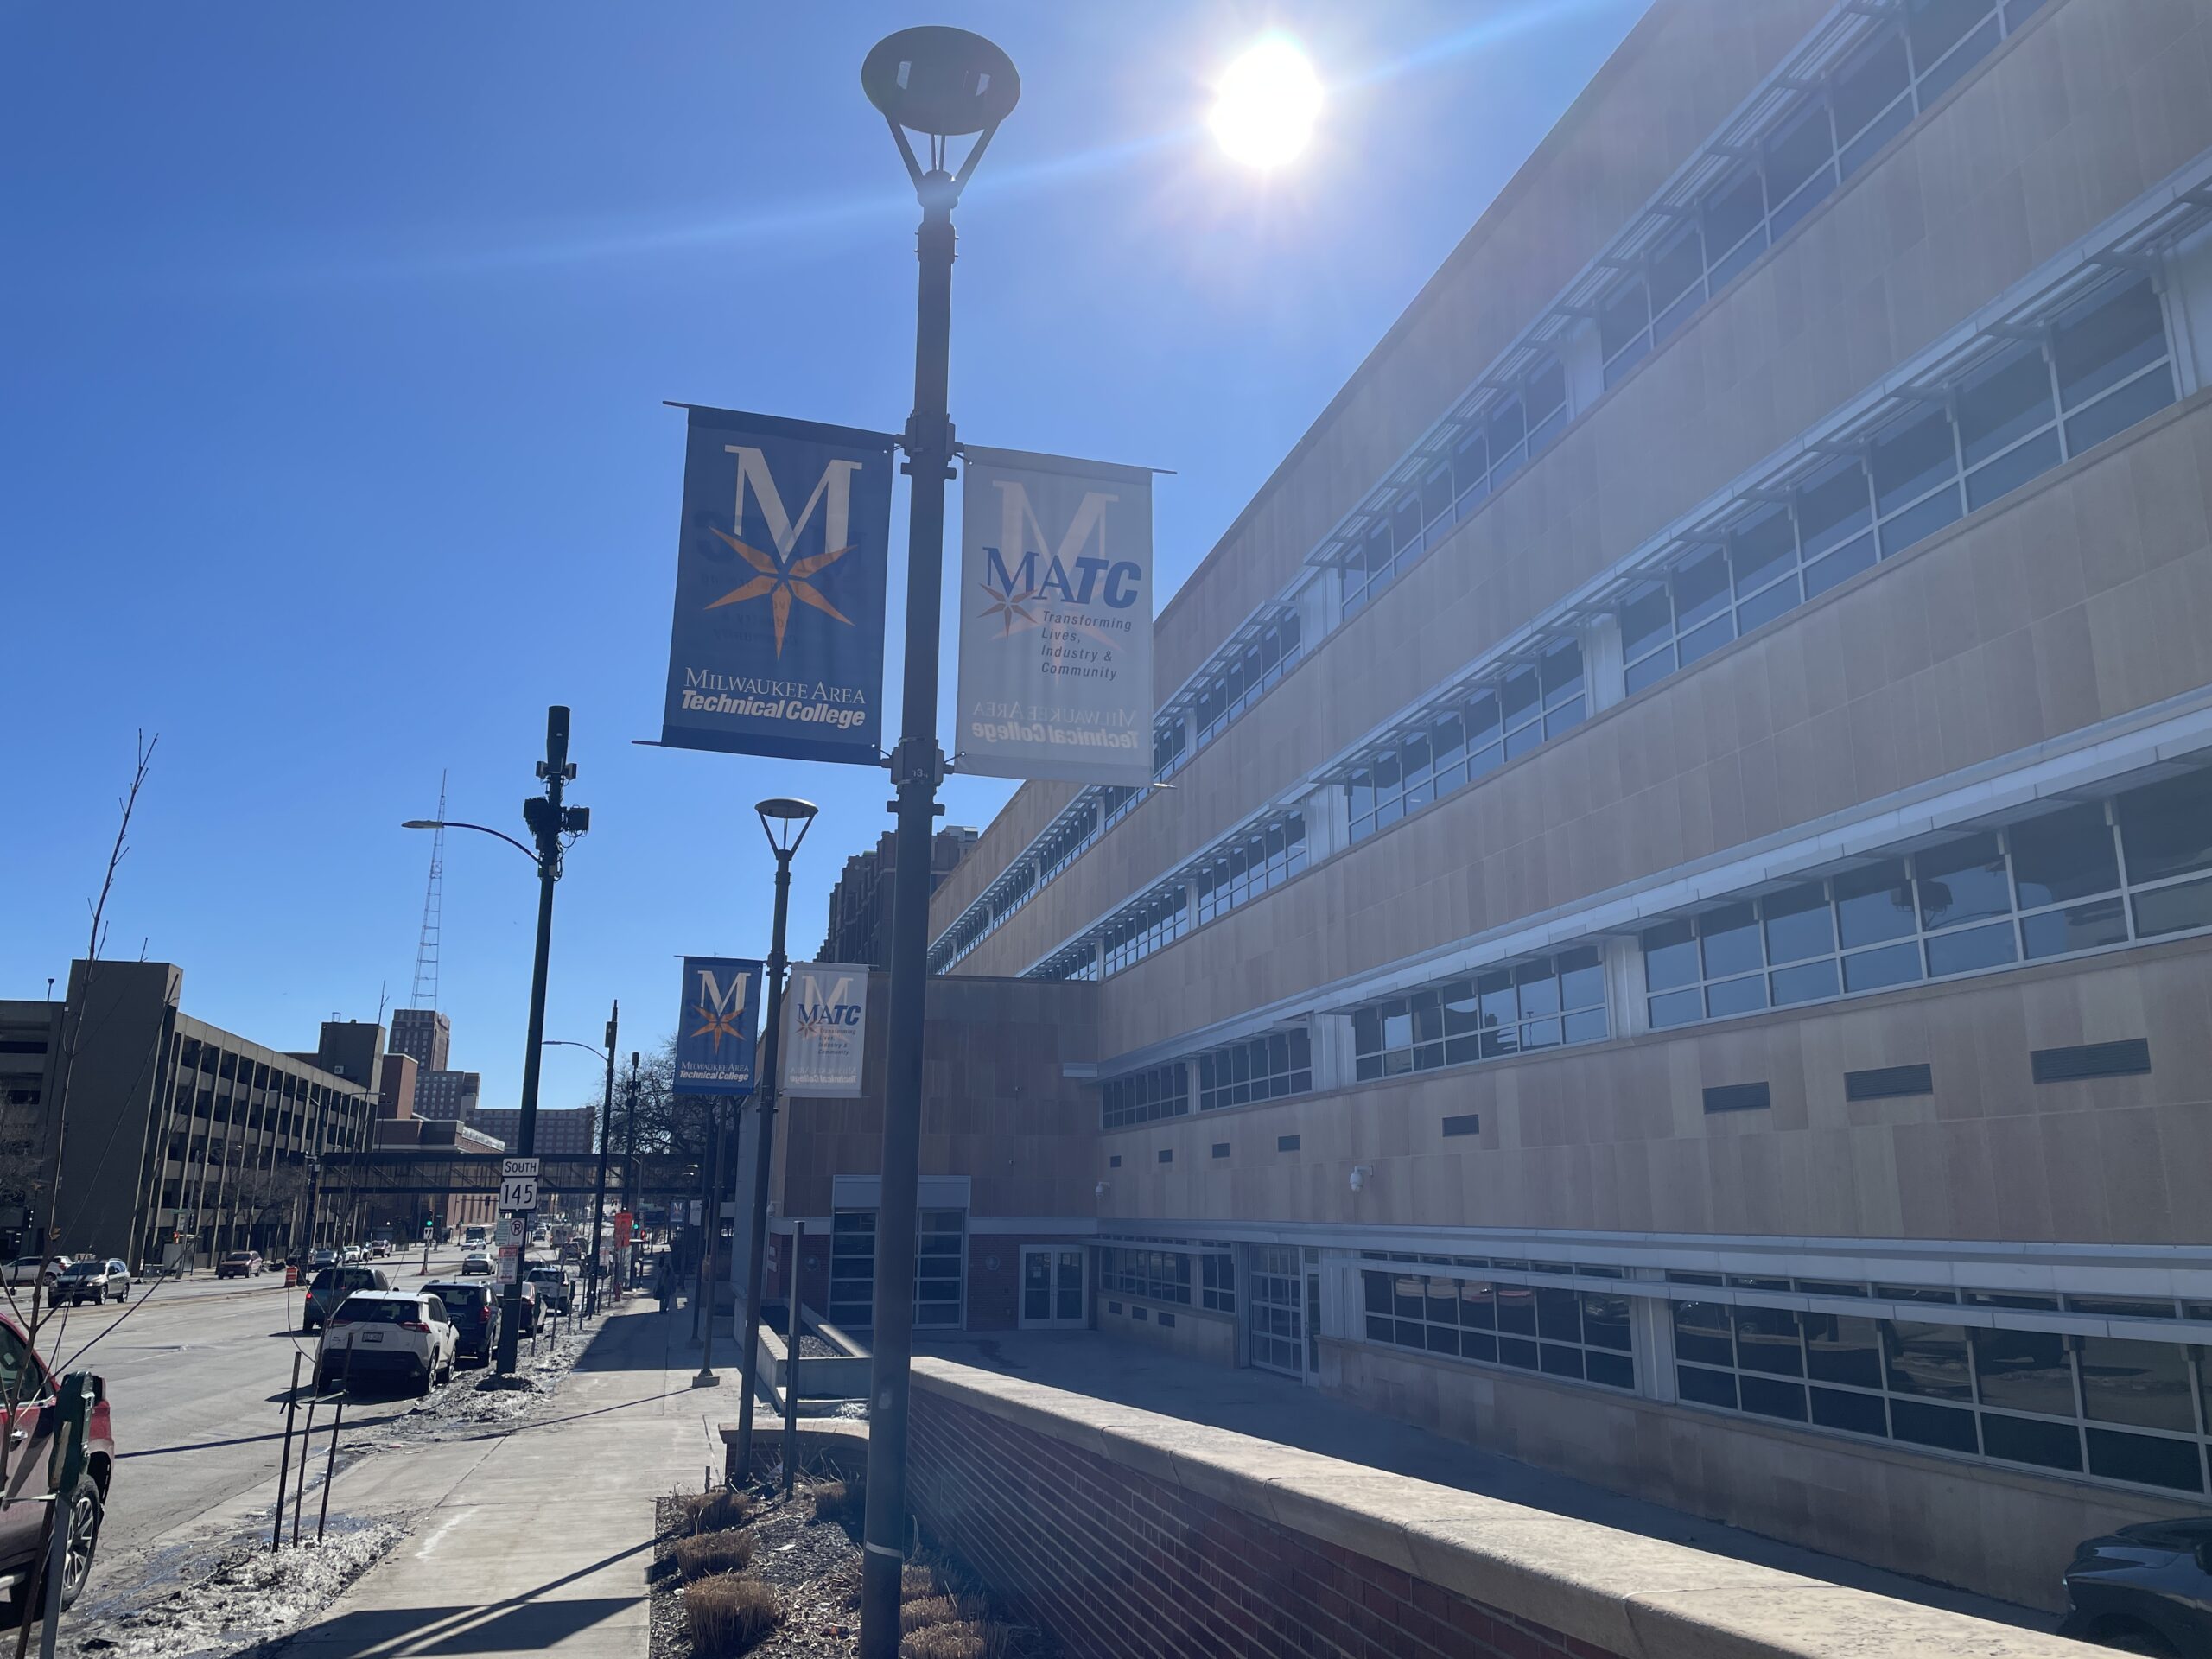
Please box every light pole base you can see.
[691,1369,721,1389]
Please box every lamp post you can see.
[404,703,589,1374]
[733,796,816,1484]
[543,1007,619,1317]
[857,29,1018,1659]
[623,1052,640,1287]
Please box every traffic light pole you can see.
[494,706,585,1376]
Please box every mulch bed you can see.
[649,1487,1058,1659]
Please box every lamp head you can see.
[756,796,819,858]
[862,27,1018,137]
[401,820,440,830]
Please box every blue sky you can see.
[0,2,1647,1113]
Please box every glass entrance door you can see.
[1020,1246,1086,1327]
[1246,1244,1306,1376]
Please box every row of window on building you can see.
[1642,769,2212,1027]
[1102,1029,1315,1129]
[1023,261,2181,985]
[1098,1245,1236,1313]
[939,2,2119,982]
[1359,1263,2212,1498]
[1098,762,2212,1109]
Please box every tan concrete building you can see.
[779,0,2212,1613]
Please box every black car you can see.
[2060,1518,2212,1656]
[423,1280,499,1363]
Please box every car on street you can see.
[302,1265,389,1332]
[368,1239,390,1257]
[459,1252,493,1275]
[54,1259,130,1306]
[0,1312,114,1613]
[525,1266,574,1316]
[423,1279,499,1363]
[216,1250,264,1279]
[339,1245,365,1265]
[3,1258,69,1290]
[315,1289,457,1395]
[307,1248,338,1272]
[2059,1518,2212,1656]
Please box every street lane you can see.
[31,1250,483,1560]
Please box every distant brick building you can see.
[819,825,977,969]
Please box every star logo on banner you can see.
[976,574,1042,639]
[689,998,747,1052]
[703,528,853,658]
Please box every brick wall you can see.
[908,1389,1618,1659]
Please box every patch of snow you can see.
[64,1522,399,1659]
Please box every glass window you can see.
[1762,884,1834,964]
[2053,276,2171,413]
[1871,404,1959,517]
[2011,804,2120,908]
[2079,1338,2196,1434]
[1956,341,2056,467]
[1971,1326,2075,1419]
[2085,1428,2203,1493]
[1885,1321,1973,1401]
[2118,769,2212,886]
[1804,1314,1885,1389]
[1916,834,2010,930]
[1832,30,1910,147]
[1795,458,1872,563]
[1699,904,1763,979]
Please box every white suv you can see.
[316,1289,458,1395]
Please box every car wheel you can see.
[413,1364,433,1398]
[41,1473,104,1612]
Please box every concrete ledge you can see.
[911,1357,2097,1659]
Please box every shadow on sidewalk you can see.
[269,1536,653,1656]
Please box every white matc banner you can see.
[956,446,1154,785]
[779,963,869,1097]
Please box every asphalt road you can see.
[35,1249,480,1560]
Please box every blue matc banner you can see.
[673,955,764,1096]
[660,406,893,764]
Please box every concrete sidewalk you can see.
[274,1299,728,1658]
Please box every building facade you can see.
[0,961,379,1268]
[412,1068,480,1121]
[465,1103,594,1156]
[389,1007,451,1073]
[793,0,2212,1615]
[820,825,979,969]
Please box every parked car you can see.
[458,1252,493,1276]
[315,1290,456,1395]
[2059,1518,2212,1656]
[54,1260,130,1307]
[0,1312,114,1612]
[3,1258,69,1290]
[302,1266,389,1332]
[216,1250,264,1279]
[423,1279,499,1363]
[524,1266,573,1316]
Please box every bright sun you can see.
[1209,37,1323,170]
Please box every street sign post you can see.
[500,1156,541,1214]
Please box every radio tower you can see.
[410,771,447,1010]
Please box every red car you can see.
[0,1314,112,1613]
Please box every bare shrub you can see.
[673,1529,756,1580]
[900,1623,987,1659]
[683,1571,783,1656]
[804,1478,863,1526]
[671,1487,754,1535]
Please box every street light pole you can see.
[585,1006,618,1315]
[857,31,1018,1659]
[624,1052,640,1287]
[734,798,816,1484]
